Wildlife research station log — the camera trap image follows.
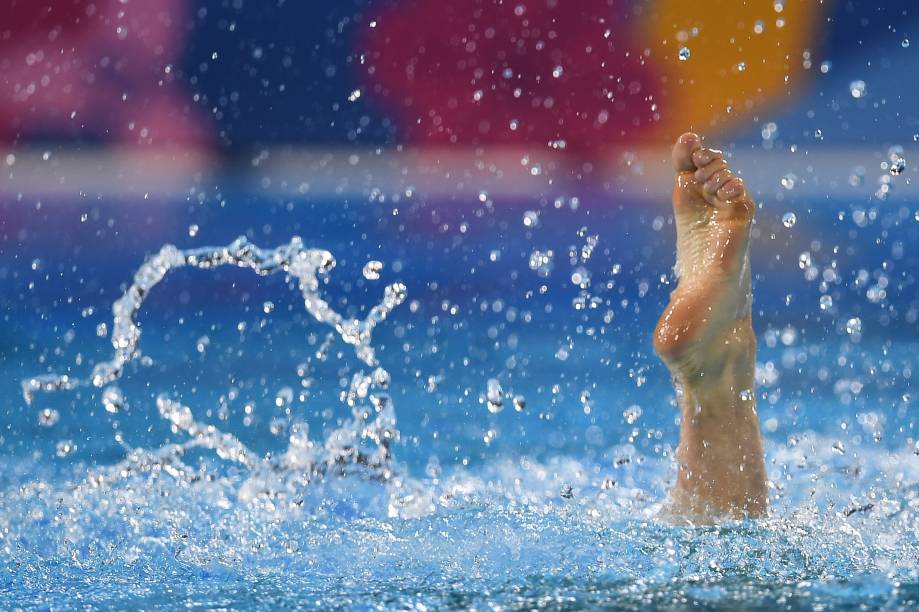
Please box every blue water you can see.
[1,188,917,608]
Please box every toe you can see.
[672,132,702,172]
[691,147,724,169]
[695,159,728,183]
[715,178,755,221]
[704,169,734,195]
[717,177,746,201]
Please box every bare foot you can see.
[654,132,767,523]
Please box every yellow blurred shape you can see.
[644,0,824,135]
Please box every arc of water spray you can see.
[22,236,407,473]
[23,236,405,400]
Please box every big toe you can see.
[672,132,701,172]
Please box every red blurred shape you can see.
[361,0,659,152]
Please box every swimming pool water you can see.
[1,189,917,608]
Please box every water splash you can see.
[3,433,916,608]
[21,236,407,478]
[8,233,919,608]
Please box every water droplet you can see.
[623,405,642,424]
[485,378,504,413]
[581,389,594,414]
[831,440,846,455]
[739,389,754,401]
[512,394,526,412]
[362,260,383,280]
[903,38,910,48]
[101,386,125,414]
[56,440,77,457]
[819,295,833,310]
[37,408,60,427]
[781,173,797,190]
[262,300,275,314]
[845,317,862,335]
[188,224,199,237]
[678,47,691,61]
[552,65,564,78]
[275,386,293,408]
[782,212,797,227]
[736,62,746,72]
[889,156,906,175]
[570,266,591,288]
[849,80,866,98]
[522,210,540,228]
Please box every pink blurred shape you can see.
[0,0,209,147]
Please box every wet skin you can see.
[654,132,768,523]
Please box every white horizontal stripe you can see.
[2,146,915,202]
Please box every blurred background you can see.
[0,1,917,465]
[1,1,916,186]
